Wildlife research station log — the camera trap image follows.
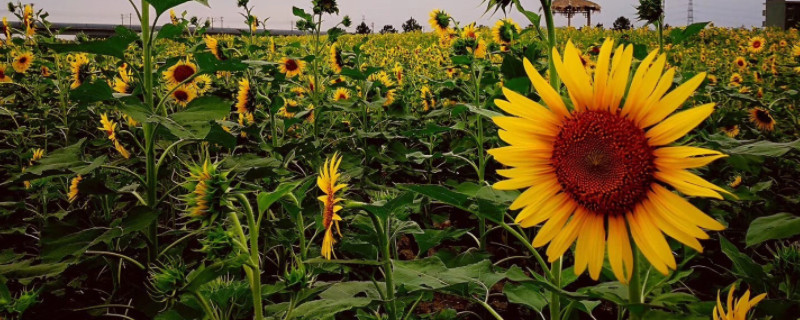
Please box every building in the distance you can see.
[764,0,800,29]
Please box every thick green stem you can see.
[657,19,664,52]
[140,0,158,263]
[628,247,643,320]
[542,1,560,89]
[550,257,561,320]
[234,194,264,320]
[382,217,398,320]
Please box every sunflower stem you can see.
[549,257,561,320]
[628,246,643,320]
[234,193,264,320]
[541,0,561,89]
[140,0,158,264]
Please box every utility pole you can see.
[121,14,124,25]
[220,17,224,29]
[687,0,694,24]
[129,13,132,27]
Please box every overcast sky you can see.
[17,0,763,30]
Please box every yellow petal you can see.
[640,72,707,128]
[523,58,569,118]
[646,103,715,146]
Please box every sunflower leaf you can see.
[149,0,209,17]
[44,26,137,59]
[745,213,800,247]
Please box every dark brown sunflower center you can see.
[285,59,299,71]
[755,109,772,123]
[551,110,655,216]
[18,57,27,64]
[173,65,195,83]
[174,90,189,101]
[0,70,5,78]
[753,41,762,48]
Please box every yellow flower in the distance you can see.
[317,153,346,260]
[279,57,306,78]
[68,175,82,203]
[490,38,728,283]
[747,36,766,53]
[0,64,11,83]
[12,52,34,74]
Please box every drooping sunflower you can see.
[712,284,766,320]
[98,113,131,159]
[490,39,728,283]
[163,59,197,86]
[113,63,134,94]
[279,57,306,78]
[2,17,11,45]
[184,160,230,222]
[0,64,11,83]
[749,107,775,131]
[330,43,344,73]
[235,78,255,114]
[428,9,451,35]
[383,89,397,107]
[23,4,34,38]
[733,56,747,69]
[170,85,197,107]
[747,36,766,53]
[12,52,34,74]
[729,73,743,87]
[492,18,521,45]
[332,87,350,101]
[721,125,740,138]
[68,175,82,203]
[68,53,91,89]
[204,35,226,60]
[317,153,346,260]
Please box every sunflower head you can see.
[12,52,34,74]
[68,53,91,89]
[636,0,663,24]
[193,74,213,94]
[490,38,728,283]
[721,124,740,138]
[420,85,435,112]
[729,73,743,86]
[317,152,347,260]
[0,64,11,83]
[330,43,344,73]
[492,18,521,45]
[279,57,306,78]
[183,160,231,224]
[712,284,766,320]
[313,0,339,14]
[68,175,82,203]
[429,9,451,35]
[163,59,197,86]
[98,113,118,141]
[749,107,775,131]
[204,35,227,60]
[170,85,197,107]
[461,23,479,40]
[733,56,747,69]
[236,78,255,114]
[333,87,350,101]
[748,36,766,53]
[114,63,134,94]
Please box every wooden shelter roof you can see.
[551,0,601,12]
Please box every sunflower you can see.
[753,71,762,83]
[249,15,258,33]
[68,175,82,203]
[393,63,404,85]
[369,71,395,87]
[330,43,344,73]
[279,57,306,78]
[749,107,775,131]
[23,4,34,38]
[40,65,51,77]
[193,74,212,94]
[113,63,134,94]
[204,35,226,60]
[446,67,458,78]
[728,175,742,188]
[492,18,521,45]
[306,104,315,124]
[490,39,728,283]
[12,52,34,74]
[68,53,91,89]
[721,125,740,138]
[98,113,131,158]
[184,160,230,221]
[420,85,435,111]
[733,56,747,69]
[235,78,255,114]
[428,9,451,35]
[729,73,743,87]
[317,152,346,260]
[461,23,479,40]
[383,89,397,107]
[0,64,11,83]
[747,36,766,53]
[170,85,197,107]
[792,45,800,57]
[170,9,179,25]
[2,17,10,45]
[279,99,299,118]
[163,59,197,86]
[712,284,766,320]
[332,88,350,101]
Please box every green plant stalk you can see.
[140,0,158,263]
[550,257,561,320]
[657,18,664,52]
[192,291,220,320]
[471,64,488,251]
[541,0,560,88]
[235,194,264,320]
[381,217,398,320]
[311,13,323,138]
[628,246,643,320]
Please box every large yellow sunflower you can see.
[12,52,34,74]
[749,107,775,131]
[163,59,197,86]
[68,53,91,89]
[330,43,344,73]
[279,57,306,78]
[318,153,346,260]
[428,9,451,35]
[747,36,766,53]
[489,39,728,283]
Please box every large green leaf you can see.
[398,184,505,223]
[5,139,85,184]
[745,213,800,247]
[288,298,372,319]
[414,228,468,255]
[45,26,137,59]
[195,52,247,73]
[669,22,710,45]
[40,226,123,262]
[393,256,505,295]
[70,80,115,105]
[182,254,248,292]
[504,282,548,312]
[723,139,800,157]
[719,237,768,291]
[161,96,232,140]
[257,182,300,216]
[149,0,209,16]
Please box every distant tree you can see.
[595,23,604,29]
[613,16,632,31]
[355,21,372,34]
[380,25,397,34]
[402,17,422,32]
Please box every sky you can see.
[18,0,764,30]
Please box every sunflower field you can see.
[1,0,800,319]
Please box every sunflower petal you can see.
[640,72,707,128]
[523,58,569,118]
[646,103,715,146]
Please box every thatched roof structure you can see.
[551,0,601,27]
